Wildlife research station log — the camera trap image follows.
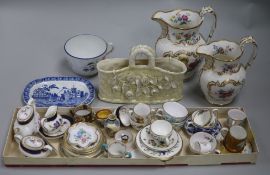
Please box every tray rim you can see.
[2,106,259,166]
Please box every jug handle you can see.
[240,36,258,70]
[199,6,217,43]
[129,45,156,68]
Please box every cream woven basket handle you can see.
[129,45,156,68]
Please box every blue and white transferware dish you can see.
[184,109,222,136]
[64,34,113,76]
[23,77,95,107]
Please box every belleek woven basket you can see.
[97,45,187,103]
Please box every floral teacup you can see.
[185,109,222,136]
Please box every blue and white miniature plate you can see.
[23,77,95,107]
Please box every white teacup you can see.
[227,109,247,127]
[102,141,132,158]
[189,132,219,154]
[150,120,173,146]
[156,102,188,123]
[132,103,151,124]
[64,34,113,76]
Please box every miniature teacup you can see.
[70,105,93,123]
[17,135,53,158]
[150,120,173,146]
[132,103,151,124]
[156,102,188,123]
[64,34,113,76]
[185,109,222,136]
[102,141,132,158]
[227,109,247,127]
[189,132,219,155]
[41,106,63,134]
[96,108,113,126]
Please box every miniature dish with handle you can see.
[64,34,113,76]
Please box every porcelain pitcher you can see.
[152,6,217,79]
[197,36,257,105]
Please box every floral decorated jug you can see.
[152,6,217,79]
[196,36,257,105]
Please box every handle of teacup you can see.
[105,42,114,56]
[42,145,53,152]
[240,36,258,70]
[155,109,163,119]
[165,137,170,147]
[199,6,217,43]
[129,45,156,68]
[215,127,229,143]
[101,143,109,152]
[124,151,132,158]
[14,134,23,144]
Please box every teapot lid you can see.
[17,106,34,124]
[21,135,45,151]
[44,106,57,119]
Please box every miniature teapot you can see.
[41,106,63,135]
[13,98,40,144]
[152,6,217,79]
[17,135,53,158]
[196,36,257,105]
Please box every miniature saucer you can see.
[66,122,99,149]
[115,106,131,127]
[39,115,74,139]
[115,130,133,145]
[136,130,182,160]
[189,132,217,154]
[140,125,178,151]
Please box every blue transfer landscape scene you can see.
[31,84,89,106]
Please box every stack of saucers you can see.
[60,122,104,157]
[135,120,183,160]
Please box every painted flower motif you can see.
[170,12,191,25]
[74,128,91,144]
[222,64,238,73]
[213,45,233,55]
[216,89,234,99]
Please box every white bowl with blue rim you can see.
[23,76,95,107]
[64,34,113,76]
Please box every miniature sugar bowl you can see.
[18,135,53,158]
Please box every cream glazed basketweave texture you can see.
[97,45,187,103]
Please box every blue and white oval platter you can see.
[23,77,95,107]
